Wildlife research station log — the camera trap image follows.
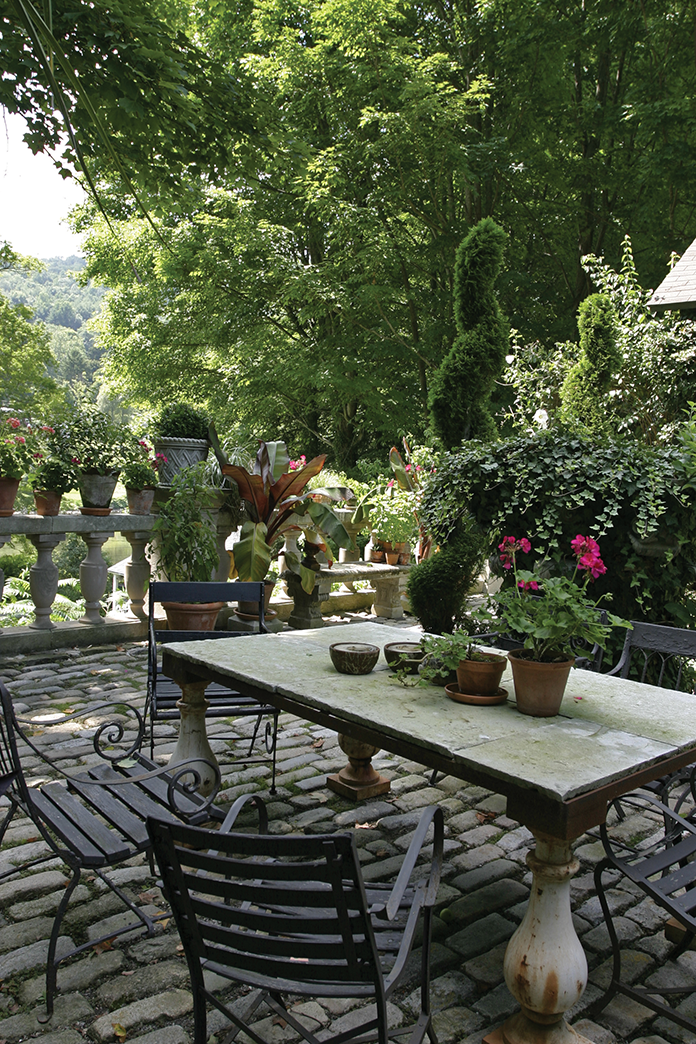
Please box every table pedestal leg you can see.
[327,734,390,800]
[486,833,589,1044]
[169,680,219,797]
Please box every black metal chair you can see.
[0,679,224,1021]
[147,581,278,791]
[607,621,696,690]
[147,803,444,1044]
[594,790,696,1033]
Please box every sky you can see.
[0,111,86,259]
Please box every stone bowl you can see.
[329,642,380,675]
[383,641,426,674]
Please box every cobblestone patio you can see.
[0,621,691,1044]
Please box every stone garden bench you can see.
[284,561,410,629]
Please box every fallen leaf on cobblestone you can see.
[138,890,159,903]
[272,1017,287,1028]
[92,937,116,954]
[356,822,378,829]
[121,971,135,977]
[176,943,184,953]
[312,739,324,749]
[476,811,495,823]
[113,1022,127,1042]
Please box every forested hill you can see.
[0,256,105,396]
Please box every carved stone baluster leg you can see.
[28,534,66,630]
[488,832,590,1044]
[124,531,150,620]
[79,532,113,625]
[169,680,219,796]
[0,535,10,600]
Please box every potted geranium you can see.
[369,486,418,563]
[0,417,35,516]
[420,631,505,694]
[122,439,167,515]
[478,535,631,716]
[51,404,126,514]
[29,457,77,516]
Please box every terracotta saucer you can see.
[445,683,508,706]
[79,506,112,516]
[235,608,278,622]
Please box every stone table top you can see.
[163,621,696,838]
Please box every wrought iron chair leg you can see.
[38,864,81,1023]
[591,858,622,1016]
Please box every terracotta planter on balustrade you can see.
[0,477,21,517]
[78,472,120,515]
[508,650,575,717]
[126,487,156,515]
[33,490,62,516]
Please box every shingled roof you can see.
[648,238,696,311]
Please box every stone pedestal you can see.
[327,733,391,800]
[285,570,324,629]
[372,573,404,619]
[79,531,113,625]
[169,679,219,796]
[28,534,66,630]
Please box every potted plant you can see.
[147,463,222,629]
[369,486,418,563]
[420,631,505,694]
[51,403,126,514]
[153,403,210,486]
[221,440,352,594]
[0,417,35,516]
[477,534,631,715]
[122,438,167,514]
[29,456,77,516]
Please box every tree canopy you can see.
[5,0,696,463]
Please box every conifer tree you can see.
[429,218,508,448]
[560,294,619,433]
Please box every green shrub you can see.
[406,520,486,634]
[154,403,210,441]
[560,294,620,433]
[419,430,696,653]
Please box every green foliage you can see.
[0,574,85,627]
[420,431,696,644]
[369,488,418,545]
[429,218,508,448]
[406,521,486,635]
[154,403,210,441]
[0,293,59,415]
[51,401,127,475]
[149,464,219,583]
[560,295,619,434]
[29,457,77,495]
[54,533,87,580]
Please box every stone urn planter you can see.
[153,438,208,486]
[78,472,119,515]
[508,650,575,717]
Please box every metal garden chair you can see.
[147,803,444,1044]
[0,678,223,1021]
[146,580,278,791]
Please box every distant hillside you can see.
[1,255,105,392]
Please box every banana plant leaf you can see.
[389,446,417,491]
[229,520,272,581]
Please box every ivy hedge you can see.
[420,432,696,643]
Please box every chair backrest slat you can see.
[615,622,696,691]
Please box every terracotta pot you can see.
[371,549,386,563]
[0,477,20,517]
[237,580,274,617]
[385,551,399,565]
[126,487,156,515]
[78,472,119,512]
[162,601,224,631]
[456,653,506,696]
[508,650,575,717]
[34,490,62,516]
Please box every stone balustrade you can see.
[0,507,237,651]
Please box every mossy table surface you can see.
[162,622,696,839]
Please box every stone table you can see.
[162,621,696,1044]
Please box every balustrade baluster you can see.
[124,531,150,619]
[28,534,66,630]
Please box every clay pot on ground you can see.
[0,477,20,517]
[33,490,62,516]
[78,472,119,515]
[126,487,156,515]
[162,601,225,631]
[237,579,275,618]
[508,650,575,717]
[456,652,506,696]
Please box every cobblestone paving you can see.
[0,625,689,1044]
